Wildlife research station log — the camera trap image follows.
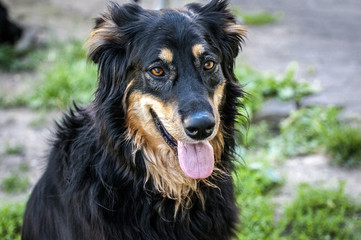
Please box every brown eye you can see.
[204,60,215,70]
[151,67,164,77]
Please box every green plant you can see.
[234,161,283,240]
[324,125,361,168]
[19,163,30,172]
[236,66,268,118]
[0,44,44,72]
[232,8,283,25]
[236,63,316,120]
[277,183,361,240]
[0,202,25,240]
[5,143,25,155]
[276,106,340,157]
[276,106,361,166]
[20,40,97,109]
[240,121,277,150]
[1,174,29,194]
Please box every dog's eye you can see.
[203,60,215,70]
[151,67,164,77]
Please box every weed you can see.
[277,106,340,157]
[234,160,283,240]
[324,125,361,168]
[240,121,277,149]
[18,40,97,109]
[19,163,30,172]
[0,44,44,72]
[236,63,316,119]
[5,143,25,155]
[1,174,29,194]
[0,202,25,240]
[276,106,361,166]
[232,8,283,25]
[277,183,361,240]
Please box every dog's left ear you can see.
[187,0,246,63]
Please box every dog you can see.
[0,1,22,45]
[22,0,246,239]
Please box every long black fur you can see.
[22,1,245,239]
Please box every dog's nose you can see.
[184,112,215,140]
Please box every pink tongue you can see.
[177,141,214,179]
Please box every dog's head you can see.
[87,0,245,208]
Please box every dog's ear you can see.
[86,2,144,64]
[187,0,246,63]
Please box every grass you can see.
[325,124,361,168]
[4,143,25,155]
[276,106,361,167]
[234,160,283,240]
[25,40,97,109]
[277,106,339,157]
[277,183,361,240]
[234,159,361,239]
[3,40,98,109]
[235,62,316,119]
[0,44,45,72]
[0,202,24,240]
[241,11,283,25]
[232,8,283,26]
[1,174,29,194]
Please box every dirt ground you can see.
[1,0,360,208]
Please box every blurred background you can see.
[1,0,360,239]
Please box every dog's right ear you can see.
[86,2,144,64]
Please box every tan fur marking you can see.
[159,48,173,63]
[86,16,122,59]
[192,44,205,58]
[126,92,201,215]
[122,80,135,112]
[125,91,228,216]
[226,24,247,38]
[210,83,226,163]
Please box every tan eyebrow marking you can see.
[159,48,173,63]
[192,44,205,58]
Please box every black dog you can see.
[22,1,246,239]
[0,1,22,45]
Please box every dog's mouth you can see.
[150,109,215,179]
[150,109,178,149]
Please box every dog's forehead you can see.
[138,9,208,60]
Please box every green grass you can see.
[4,143,25,155]
[1,174,29,194]
[232,8,283,26]
[7,40,98,109]
[234,160,361,239]
[234,158,283,240]
[277,106,339,157]
[236,62,316,119]
[324,124,361,168]
[277,183,361,240]
[0,45,45,72]
[241,11,283,25]
[274,106,361,167]
[0,202,25,240]
[26,40,97,109]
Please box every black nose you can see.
[183,112,215,140]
